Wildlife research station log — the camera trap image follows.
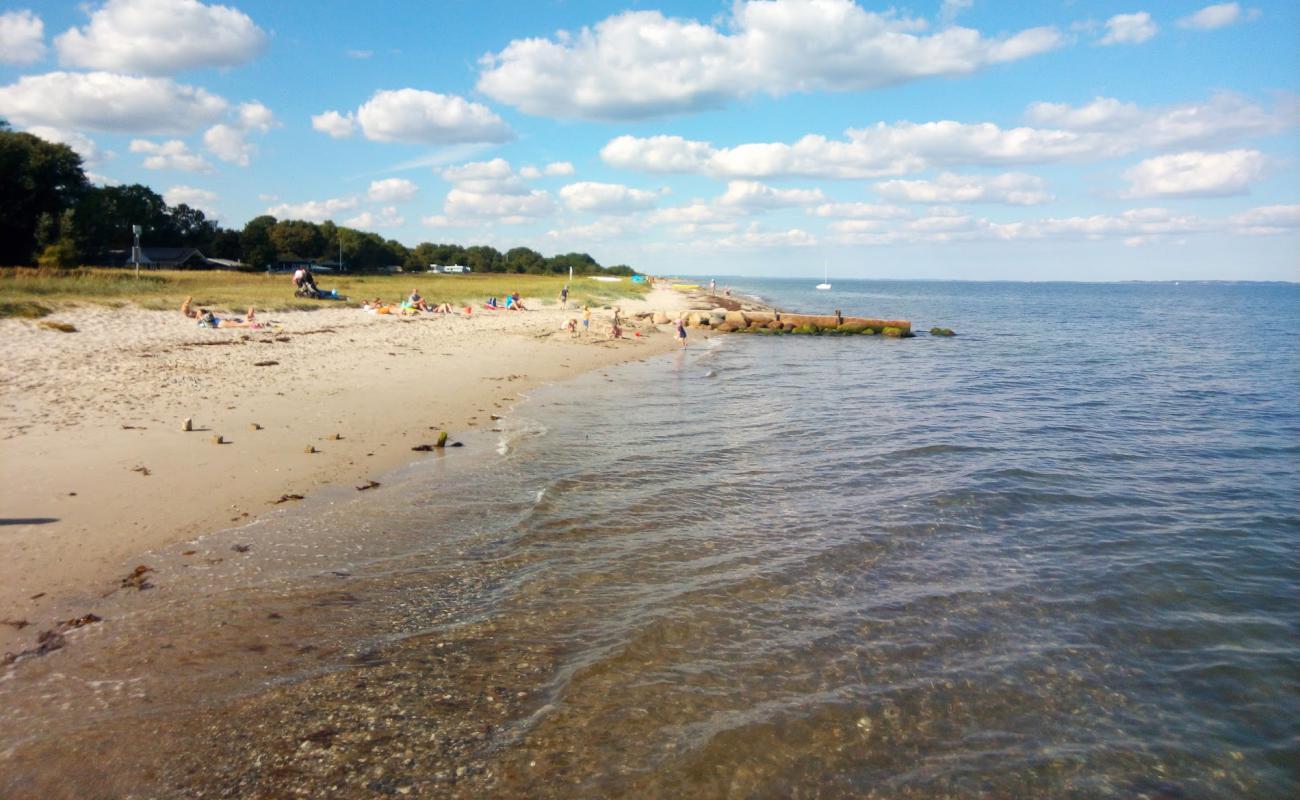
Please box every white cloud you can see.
[1122,149,1268,197]
[875,172,1053,205]
[601,93,1295,180]
[810,202,910,219]
[1228,204,1300,235]
[559,182,660,213]
[346,49,373,59]
[367,178,418,203]
[267,196,359,222]
[477,0,1061,121]
[1099,12,1158,45]
[546,218,644,243]
[352,88,513,144]
[202,101,276,166]
[714,223,817,249]
[938,0,974,26]
[1177,3,1256,30]
[716,180,826,209]
[647,201,736,226]
[164,184,218,215]
[129,138,213,172]
[521,161,577,180]
[55,0,267,75]
[311,110,357,139]
[0,9,45,64]
[0,71,227,134]
[345,206,404,229]
[23,126,103,165]
[438,158,554,222]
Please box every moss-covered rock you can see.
[881,326,904,337]
[792,324,820,335]
[929,327,956,336]
[860,327,877,335]
[837,323,867,334]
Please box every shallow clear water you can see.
[2,280,1297,798]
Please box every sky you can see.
[1,0,1297,281]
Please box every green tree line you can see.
[1,123,637,276]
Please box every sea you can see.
[2,279,1297,798]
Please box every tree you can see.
[464,245,504,273]
[208,227,243,261]
[269,219,325,260]
[505,246,545,273]
[241,215,278,268]
[0,128,88,264]
[71,184,177,261]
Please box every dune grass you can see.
[0,268,649,318]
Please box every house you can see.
[108,247,208,269]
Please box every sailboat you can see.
[816,259,831,290]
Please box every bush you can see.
[37,241,79,269]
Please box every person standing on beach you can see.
[582,304,591,332]
[675,317,687,348]
[709,278,716,295]
[560,285,569,308]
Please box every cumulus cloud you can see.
[1227,204,1300,235]
[438,158,554,222]
[129,138,213,172]
[345,206,404,229]
[545,218,645,243]
[559,182,661,213]
[55,0,267,75]
[810,202,910,219]
[266,196,359,222]
[367,178,418,203]
[1122,149,1268,197]
[164,184,218,215]
[203,101,277,166]
[647,201,737,226]
[0,9,45,64]
[312,110,356,139]
[1099,12,1158,45]
[1177,3,1257,30]
[601,93,1295,180]
[23,126,104,165]
[714,223,817,249]
[321,88,513,145]
[477,0,1062,121]
[716,180,826,208]
[0,71,227,134]
[875,172,1053,205]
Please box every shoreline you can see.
[0,286,724,655]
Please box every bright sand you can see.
[0,287,699,653]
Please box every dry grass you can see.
[0,268,649,318]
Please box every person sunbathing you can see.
[406,289,431,312]
[430,301,454,313]
[181,296,262,328]
[485,296,499,309]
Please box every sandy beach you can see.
[0,287,701,656]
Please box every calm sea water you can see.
[3,280,1297,798]
[467,279,1299,797]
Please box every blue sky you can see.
[1,0,1296,280]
